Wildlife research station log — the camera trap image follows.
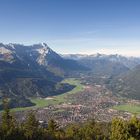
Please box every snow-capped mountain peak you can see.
[36,43,52,55]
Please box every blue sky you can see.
[0,0,140,56]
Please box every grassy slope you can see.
[11,78,84,112]
[113,104,140,114]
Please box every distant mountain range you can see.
[63,54,140,99]
[62,54,140,69]
[0,43,140,108]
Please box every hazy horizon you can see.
[0,0,140,56]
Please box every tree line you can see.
[0,100,140,140]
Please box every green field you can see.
[113,104,140,114]
[11,78,84,112]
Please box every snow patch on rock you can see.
[0,47,12,54]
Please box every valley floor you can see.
[1,77,139,127]
[9,78,84,112]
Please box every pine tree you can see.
[23,111,41,140]
[48,119,59,132]
[65,124,81,140]
[110,118,129,140]
[128,116,140,140]
[1,98,20,140]
[46,119,60,140]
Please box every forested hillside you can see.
[109,65,140,99]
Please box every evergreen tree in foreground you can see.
[1,99,23,140]
[1,99,140,140]
[23,111,42,140]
